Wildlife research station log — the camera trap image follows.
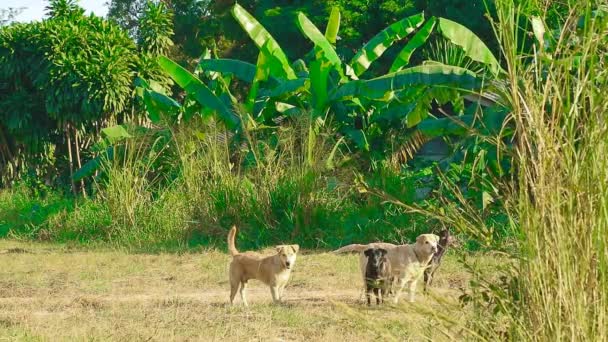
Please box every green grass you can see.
[0,135,458,251]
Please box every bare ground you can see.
[0,240,498,341]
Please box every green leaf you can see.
[143,89,181,123]
[297,12,341,67]
[247,50,271,113]
[309,59,331,112]
[332,64,480,100]
[72,146,114,182]
[158,56,241,130]
[275,102,303,116]
[231,3,296,79]
[390,17,436,72]
[417,115,475,137]
[325,136,344,170]
[482,191,494,210]
[438,18,503,76]
[345,129,369,151]
[350,12,425,76]
[198,59,257,83]
[481,106,509,135]
[325,7,340,45]
[101,125,132,143]
[260,78,308,98]
[371,103,416,123]
[406,108,425,127]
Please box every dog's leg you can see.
[359,257,367,302]
[392,277,406,304]
[229,279,240,305]
[281,284,287,300]
[428,266,438,287]
[360,273,368,302]
[375,288,381,305]
[408,279,419,303]
[270,286,280,303]
[366,288,371,306]
[277,285,282,300]
[423,264,437,293]
[239,281,249,307]
[360,284,368,302]
[381,286,388,304]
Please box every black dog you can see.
[423,229,453,291]
[364,248,392,305]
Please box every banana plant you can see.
[157,3,505,161]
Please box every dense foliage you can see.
[107,0,498,66]
[1,1,605,340]
[0,0,172,188]
[0,0,512,250]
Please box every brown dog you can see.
[227,226,299,306]
[423,229,454,292]
[334,233,439,303]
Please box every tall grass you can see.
[358,1,607,339]
[429,0,608,339]
[497,1,608,339]
[175,114,355,248]
[0,112,435,249]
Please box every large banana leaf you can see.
[297,12,341,67]
[231,3,296,80]
[332,64,480,100]
[198,59,258,83]
[417,115,475,137]
[370,103,417,123]
[438,18,503,76]
[158,56,240,130]
[325,7,340,45]
[309,59,331,112]
[350,12,425,77]
[246,51,268,113]
[101,125,133,143]
[72,146,114,182]
[260,77,308,98]
[390,17,437,72]
[417,104,509,137]
[142,89,181,123]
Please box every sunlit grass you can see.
[0,240,499,341]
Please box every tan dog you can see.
[334,234,439,303]
[227,226,299,306]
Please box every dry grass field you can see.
[0,240,500,341]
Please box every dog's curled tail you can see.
[227,226,239,256]
[333,244,369,254]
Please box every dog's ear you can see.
[432,234,441,243]
[291,245,299,254]
[416,235,424,243]
[276,245,285,253]
[364,248,373,257]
